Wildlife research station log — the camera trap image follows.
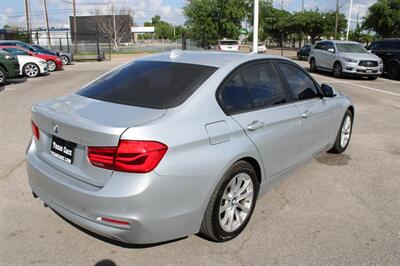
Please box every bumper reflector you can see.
[97,217,130,226]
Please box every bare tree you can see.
[93,4,133,51]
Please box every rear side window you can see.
[78,61,217,109]
[315,42,326,50]
[278,63,320,101]
[240,63,287,108]
[220,73,253,113]
[219,62,288,114]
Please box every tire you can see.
[0,66,7,85]
[367,76,378,80]
[60,55,69,65]
[386,61,400,80]
[333,62,343,78]
[23,63,40,78]
[328,109,353,154]
[309,58,317,72]
[200,161,259,242]
[47,60,56,72]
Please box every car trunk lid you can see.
[31,93,166,187]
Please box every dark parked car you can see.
[297,44,311,60]
[0,49,20,85]
[30,44,73,65]
[368,39,400,79]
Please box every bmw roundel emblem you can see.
[52,123,58,134]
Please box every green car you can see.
[0,49,20,85]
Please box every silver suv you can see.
[309,40,383,80]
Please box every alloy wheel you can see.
[0,70,4,84]
[25,64,39,77]
[334,63,342,77]
[218,173,254,233]
[61,56,69,65]
[340,115,352,148]
[47,60,56,71]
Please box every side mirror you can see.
[321,84,337,98]
[327,48,335,53]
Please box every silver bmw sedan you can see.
[26,51,354,244]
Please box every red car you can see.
[0,45,63,72]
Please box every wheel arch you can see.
[235,156,262,185]
[0,63,7,73]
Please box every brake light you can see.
[88,140,168,173]
[87,147,117,170]
[31,120,40,140]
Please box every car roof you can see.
[138,51,287,68]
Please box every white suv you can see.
[309,40,383,80]
[216,40,240,52]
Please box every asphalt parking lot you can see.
[1,54,399,265]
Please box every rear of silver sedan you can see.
[26,59,222,244]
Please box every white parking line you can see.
[313,73,400,97]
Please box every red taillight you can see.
[87,147,117,170]
[31,120,40,140]
[88,140,168,173]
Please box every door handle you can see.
[246,120,265,131]
[302,110,312,119]
[386,53,392,56]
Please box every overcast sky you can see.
[0,0,377,29]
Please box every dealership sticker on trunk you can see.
[51,136,76,164]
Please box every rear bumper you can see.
[26,139,214,244]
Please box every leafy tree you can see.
[184,0,248,47]
[363,0,400,38]
[322,11,347,39]
[289,11,325,44]
[143,15,175,40]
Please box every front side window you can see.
[278,63,320,101]
[78,61,217,109]
[240,63,287,108]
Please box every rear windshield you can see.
[77,60,217,109]
[336,43,367,53]
[219,41,238,45]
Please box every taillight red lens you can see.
[88,140,167,173]
[87,147,117,170]
[31,120,40,140]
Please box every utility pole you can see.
[346,0,353,41]
[335,0,339,39]
[301,0,304,12]
[24,0,31,33]
[112,0,117,49]
[281,0,284,56]
[252,0,259,54]
[42,0,51,49]
[73,0,77,55]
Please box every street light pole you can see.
[346,0,353,41]
[73,0,77,55]
[42,0,51,49]
[252,0,259,53]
